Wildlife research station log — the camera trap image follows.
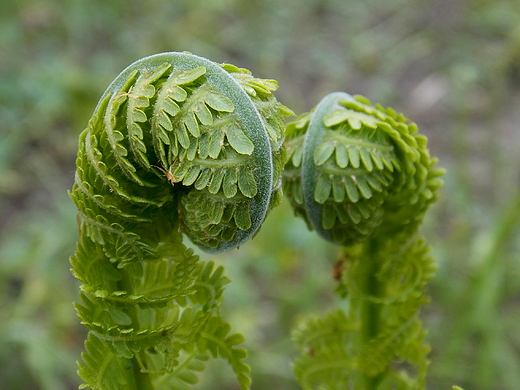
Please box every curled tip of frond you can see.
[70,52,292,390]
[283,92,444,246]
[71,52,292,254]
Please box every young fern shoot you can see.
[284,92,444,390]
[69,52,292,390]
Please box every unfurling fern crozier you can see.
[284,92,444,246]
[69,52,292,390]
[284,92,444,390]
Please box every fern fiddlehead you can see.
[284,92,444,389]
[69,52,292,390]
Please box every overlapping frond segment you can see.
[72,233,198,340]
[199,315,252,390]
[71,52,291,255]
[72,231,250,389]
[78,333,210,390]
[353,237,435,388]
[283,92,445,246]
[78,333,137,390]
[147,350,209,390]
[224,64,295,212]
[292,238,436,390]
[283,112,312,225]
[342,96,445,236]
[292,310,358,390]
[287,92,443,390]
[70,52,292,390]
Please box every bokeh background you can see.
[2,0,520,389]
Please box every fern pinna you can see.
[284,92,444,389]
[69,52,292,390]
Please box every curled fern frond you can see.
[69,52,292,390]
[72,52,292,254]
[283,92,444,246]
[286,92,444,390]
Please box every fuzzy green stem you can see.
[131,355,154,390]
[360,239,384,390]
[117,268,155,390]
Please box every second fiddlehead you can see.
[284,93,444,389]
[69,52,292,389]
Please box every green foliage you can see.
[292,310,358,389]
[285,93,443,389]
[284,92,444,246]
[4,1,520,389]
[68,49,445,389]
[70,52,292,255]
[69,52,291,389]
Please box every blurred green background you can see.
[1,0,520,389]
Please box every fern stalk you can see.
[358,239,384,390]
[131,357,155,390]
[116,269,155,390]
[285,92,444,389]
[69,52,292,390]
[69,51,445,389]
